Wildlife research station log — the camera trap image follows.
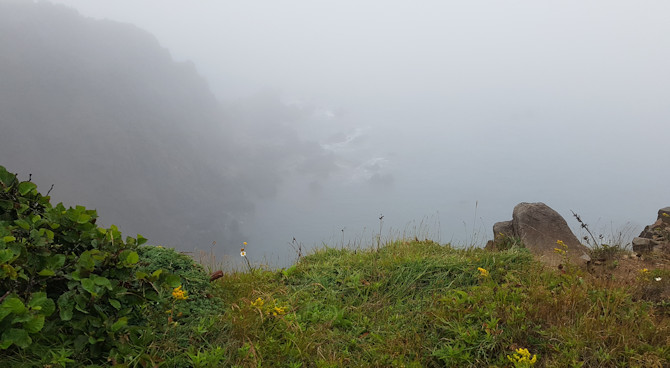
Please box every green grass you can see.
[131,240,670,367]
[7,239,669,367]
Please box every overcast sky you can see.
[43,0,670,264]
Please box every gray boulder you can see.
[659,207,670,221]
[632,237,657,253]
[493,220,514,238]
[492,202,590,267]
[635,206,670,253]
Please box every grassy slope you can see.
[162,240,669,368]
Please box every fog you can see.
[6,0,670,267]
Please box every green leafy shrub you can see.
[0,165,189,365]
[136,246,221,323]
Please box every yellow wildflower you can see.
[477,267,489,278]
[272,306,286,316]
[172,286,188,300]
[640,268,649,274]
[507,348,537,366]
[663,213,669,217]
[243,242,248,245]
[251,297,264,307]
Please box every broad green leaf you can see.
[2,236,15,243]
[145,290,160,302]
[109,299,121,310]
[73,335,88,352]
[0,166,17,188]
[80,278,97,296]
[0,249,14,263]
[0,338,11,350]
[125,251,139,265]
[0,306,11,323]
[111,317,128,332]
[18,181,37,195]
[76,213,91,224]
[38,268,55,276]
[16,203,29,214]
[43,229,54,241]
[2,296,26,315]
[58,293,74,321]
[164,274,181,288]
[151,269,163,278]
[136,234,148,246]
[2,328,31,349]
[135,271,148,280]
[15,219,30,230]
[29,292,55,316]
[12,313,32,323]
[92,275,112,290]
[47,254,66,269]
[77,251,95,271]
[74,293,88,310]
[24,315,45,333]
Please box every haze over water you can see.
[20,1,670,266]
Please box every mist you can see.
[4,0,670,267]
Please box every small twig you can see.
[46,184,54,196]
[289,237,303,260]
[377,214,384,251]
[0,290,11,304]
[571,210,599,246]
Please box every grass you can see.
[6,239,668,367]
[123,239,669,368]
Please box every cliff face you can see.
[0,1,245,248]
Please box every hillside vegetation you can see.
[1,165,669,367]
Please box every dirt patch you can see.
[586,248,670,302]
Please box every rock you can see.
[639,219,663,239]
[636,206,670,253]
[659,207,670,223]
[491,202,590,267]
[632,237,656,253]
[493,220,515,238]
[209,270,224,282]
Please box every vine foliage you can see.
[0,165,180,362]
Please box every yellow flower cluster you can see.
[251,297,264,307]
[507,348,537,366]
[554,239,567,255]
[172,285,188,300]
[477,267,489,278]
[249,297,288,317]
[272,306,286,316]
